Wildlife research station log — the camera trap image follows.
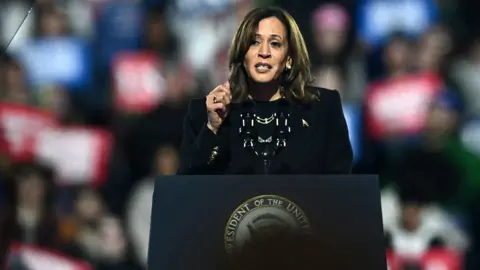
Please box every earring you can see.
[286,61,292,70]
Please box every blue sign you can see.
[17,37,92,90]
[356,0,438,48]
[172,0,232,18]
[95,0,144,69]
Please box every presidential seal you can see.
[224,194,311,253]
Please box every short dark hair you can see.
[228,7,316,104]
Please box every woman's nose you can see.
[258,52,271,59]
[258,44,271,58]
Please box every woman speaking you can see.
[178,7,353,175]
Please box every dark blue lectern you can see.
[147,175,386,270]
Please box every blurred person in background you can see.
[380,90,480,268]
[413,25,453,75]
[142,6,178,61]
[383,185,469,257]
[35,5,70,37]
[310,3,366,103]
[95,215,138,270]
[0,54,29,105]
[127,144,179,267]
[167,0,254,74]
[60,186,107,263]
[395,91,480,214]
[61,186,138,270]
[451,34,480,118]
[0,163,61,265]
[355,0,439,80]
[360,33,415,173]
[205,0,256,90]
[64,0,95,38]
[35,84,82,124]
[140,5,192,100]
[110,6,196,215]
[382,33,412,79]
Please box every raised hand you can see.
[206,82,231,134]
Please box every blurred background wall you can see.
[1,0,480,269]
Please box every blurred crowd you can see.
[1,0,480,269]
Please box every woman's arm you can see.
[177,99,222,174]
[322,90,354,174]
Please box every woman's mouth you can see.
[255,63,273,72]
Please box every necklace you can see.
[255,114,275,125]
[258,136,272,143]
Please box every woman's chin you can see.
[250,75,276,84]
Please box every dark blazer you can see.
[178,87,353,175]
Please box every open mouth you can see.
[255,63,273,71]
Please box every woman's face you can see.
[75,188,104,222]
[3,63,28,104]
[154,148,179,176]
[146,15,166,48]
[244,17,289,84]
[40,13,67,36]
[384,39,410,72]
[17,173,45,206]
[401,204,421,231]
[315,29,346,55]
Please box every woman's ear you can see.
[286,57,292,70]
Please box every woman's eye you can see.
[271,42,281,47]
[251,40,261,46]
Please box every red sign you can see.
[0,104,57,161]
[8,243,92,270]
[33,127,112,186]
[386,248,462,270]
[421,248,462,270]
[365,72,443,139]
[112,51,167,113]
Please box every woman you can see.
[178,7,352,175]
[0,162,61,266]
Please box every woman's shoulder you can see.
[305,86,341,102]
[302,86,343,111]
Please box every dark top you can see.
[178,87,353,175]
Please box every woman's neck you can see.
[18,200,41,210]
[248,81,282,101]
[17,204,42,227]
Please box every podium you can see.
[147,175,386,270]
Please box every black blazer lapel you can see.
[270,103,316,173]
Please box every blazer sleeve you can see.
[177,99,220,174]
[322,90,354,174]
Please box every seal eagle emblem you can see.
[224,194,311,253]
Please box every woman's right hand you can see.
[206,82,231,134]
